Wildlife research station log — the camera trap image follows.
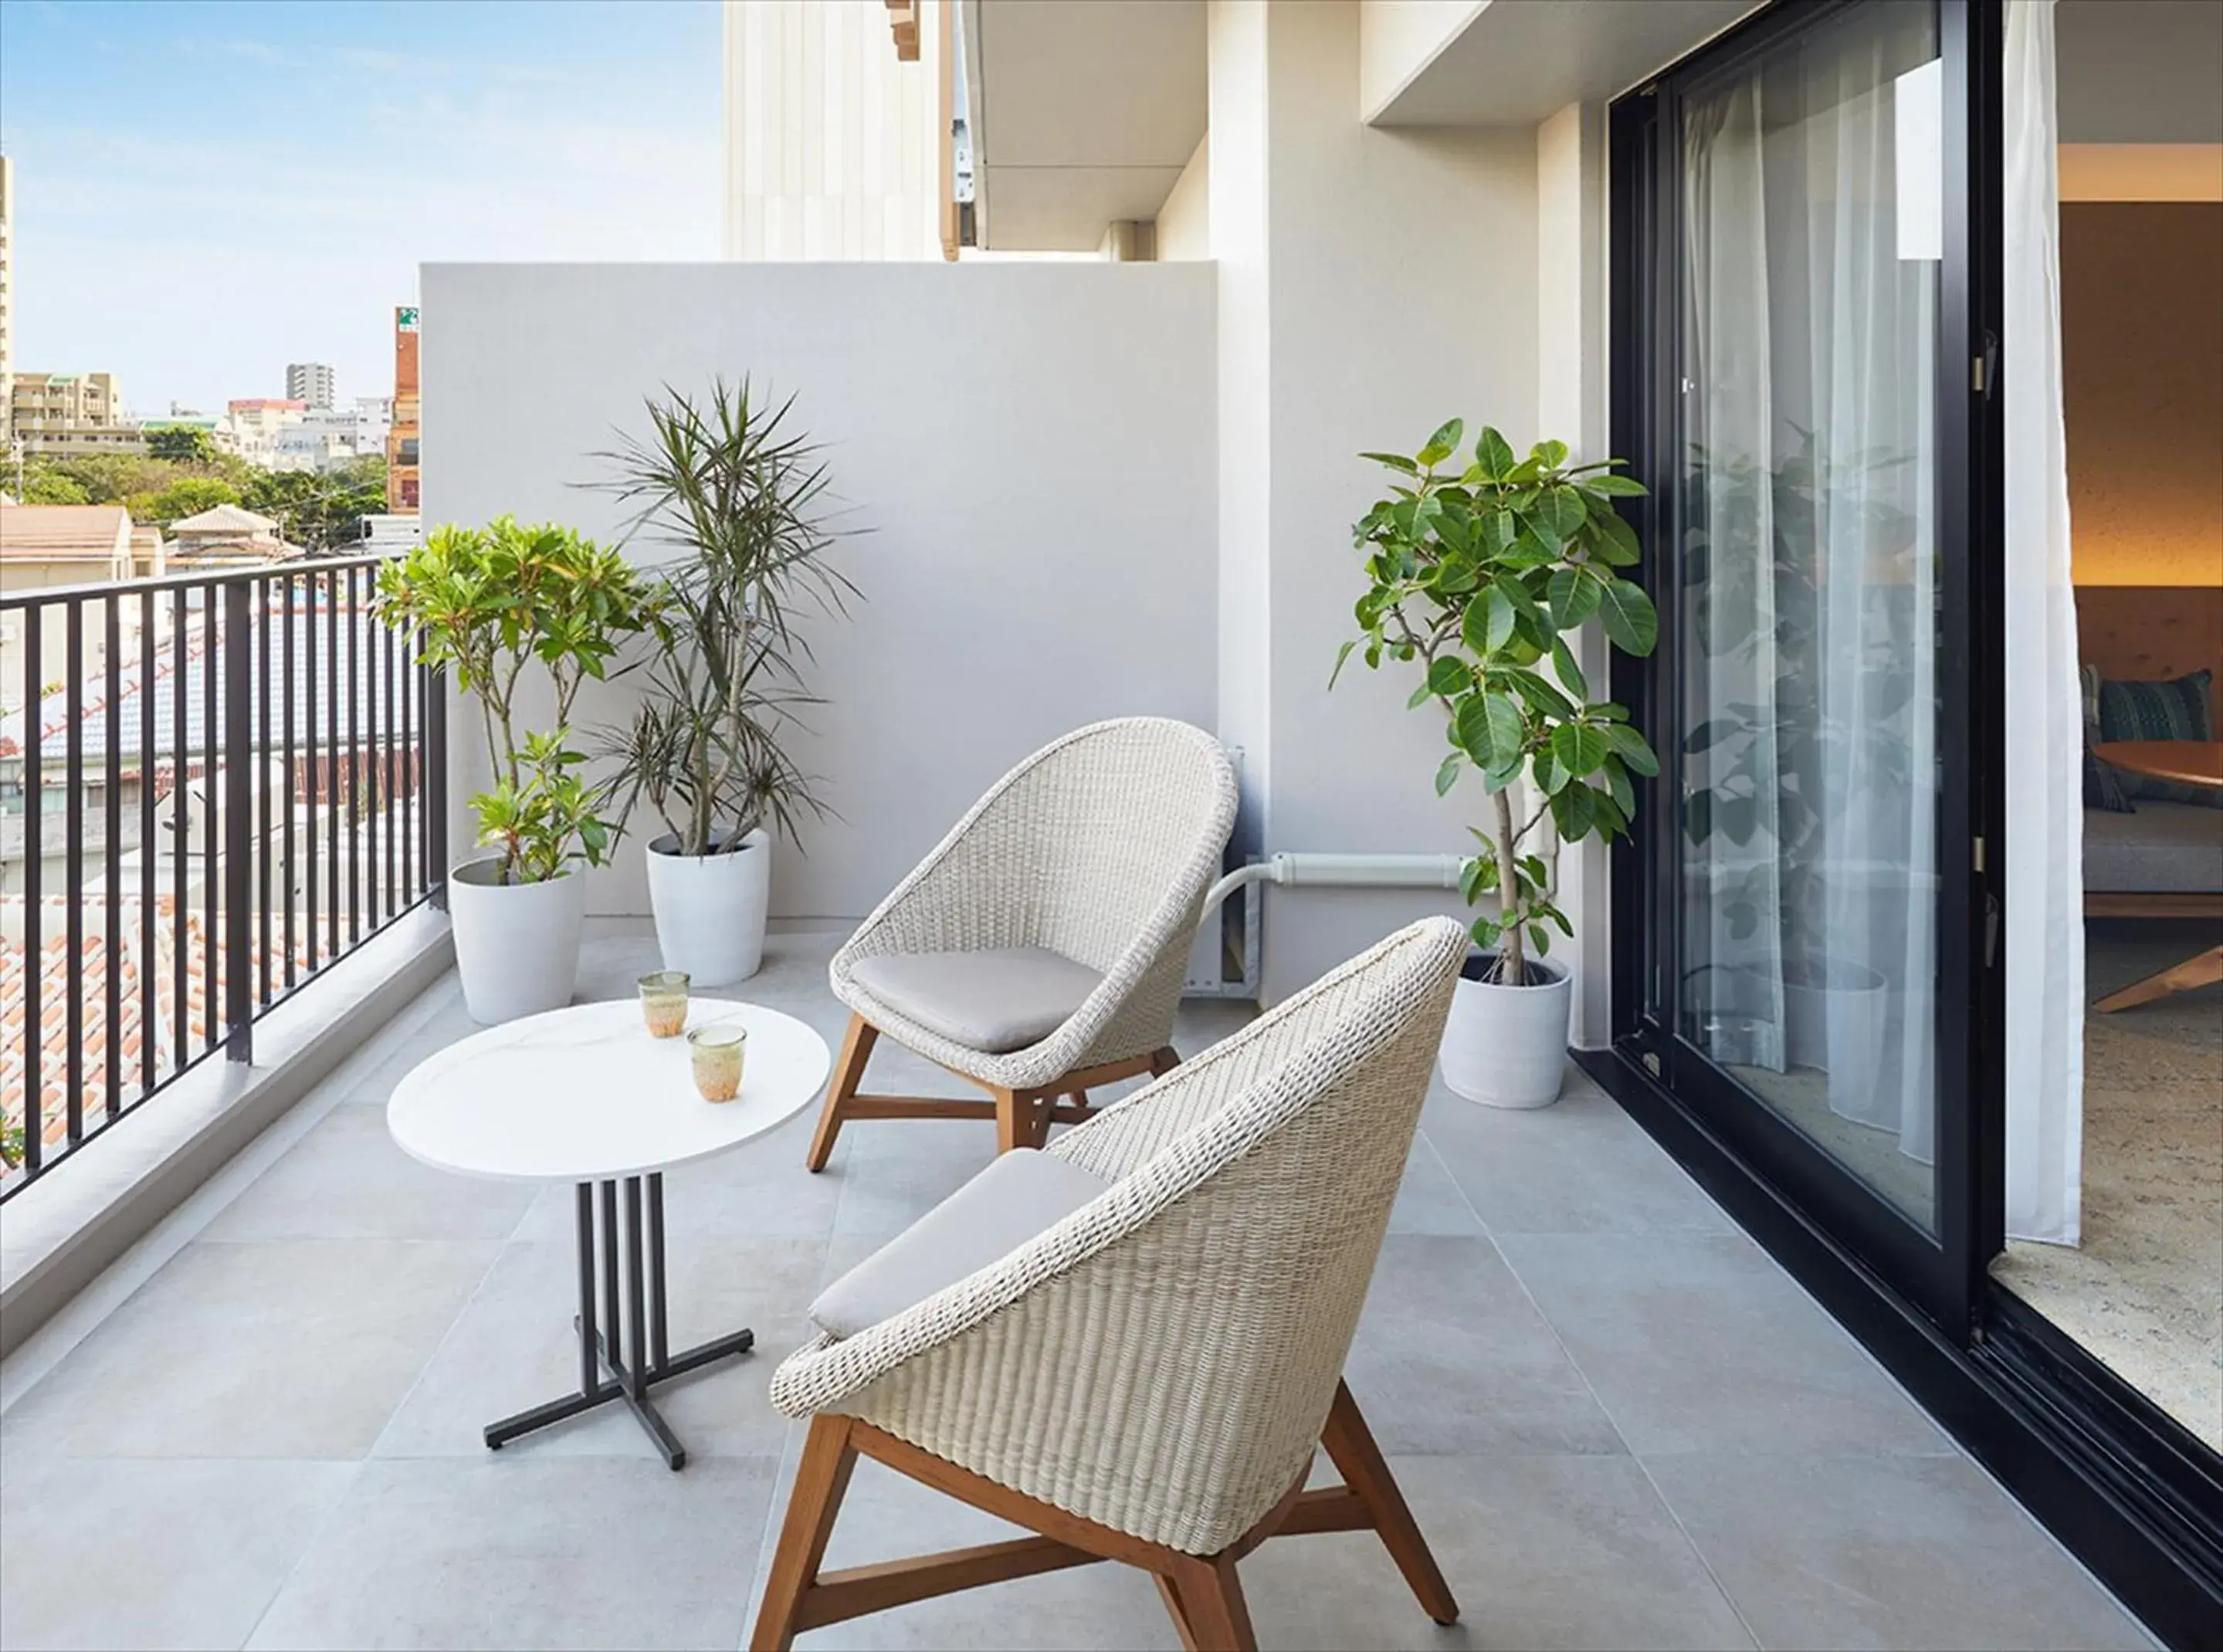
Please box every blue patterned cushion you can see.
[2083,726,2134,813]
[2095,669,2218,807]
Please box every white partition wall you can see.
[421,260,1217,921]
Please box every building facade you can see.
[8,371,138,457]
[283,361,336,408]
[220,398,307,465]
[720,0,952,260]
[1,155,14,445]
[386,306,419,512]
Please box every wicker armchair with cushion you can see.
[806,717,1239,1168]
[753,917,1471,1652]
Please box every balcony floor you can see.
[0,924,2152,1651]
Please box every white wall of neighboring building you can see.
[1357,0,1488,122]
[721,0,944,260]
[422,259,1217,920]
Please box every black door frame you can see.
[1605,0,2002,1335]
[1595,3,2223,1643]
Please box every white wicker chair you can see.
[754,917,1470,1652]
[805,717,1239,1169]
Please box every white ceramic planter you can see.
[645,827,771,987]
[1783,958,1889,1122]
[448,857,587,1024]
[1437,950,1574,1110]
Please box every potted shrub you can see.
[1337,421,1659,1108]
[377,517,654,1023]
[593,381,855,986]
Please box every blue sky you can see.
[0,0,720,418]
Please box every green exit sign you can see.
[397,306,420,332]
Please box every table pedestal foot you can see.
[483,1174,751,1471]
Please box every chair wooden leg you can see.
[2094,944,2223,1012]
[806,1016,878,1173]
[1320,1381,1459,1625]
[750,1416,859,1651]
[992,1088,1026,1154]
[1148,1045,1181,1078]
[1154,1571,1203,1652]
[1167,1554,1256,1652]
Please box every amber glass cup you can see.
[638,971,690,1039]
[687,1024,747,1102]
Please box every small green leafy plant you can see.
[376,517,656,884]
[1336,421,1662,986]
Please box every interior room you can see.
[1987,2,2222,1454]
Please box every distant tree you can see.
[49,454,176,504]
[242,456,388,551]
[132,476,242,526]
[145,425,219,464]
[15,462,92,505]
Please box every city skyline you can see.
[0,0,719,418]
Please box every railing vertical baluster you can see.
[347,566,361,947]
[65,597,85,1146]
[22,605,44,1178]
[140,591,156,1102]
[326,567,340,963]
[224,582,253,1062]
[426,654,448,910]
[104,597,121,1122]
[303,573,319,974]
[382,605,397,921]
[202,583,219,1053]
[258,577,272,1008]
[172,587,188,1068]
[398,607,413,906]
[283,575,297,990]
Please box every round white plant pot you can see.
[1438,950,1575,1110]
[645,827,771,987]
[448,857,587,1024]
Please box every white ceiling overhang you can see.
[1367,0,1765,127]
[965,0,1208,252]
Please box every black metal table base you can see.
[483,1174,753,1471]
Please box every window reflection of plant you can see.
[1682,427,1921,981]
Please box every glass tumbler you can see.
[639,971,690,1039]
[687,1024,747,1102]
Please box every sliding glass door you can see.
[1613,0,2001,1326]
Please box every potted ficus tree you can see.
[1337,421,1660,1109]
[377,517,655,1023]
[593,381,855,986]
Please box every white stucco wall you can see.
[1357,0,1489,123]
[1157,135,1211,260]
[1215,0,1543,1002]
[422,260,1217,921]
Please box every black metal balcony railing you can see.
[0,557,447,1196]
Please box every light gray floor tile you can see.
[1343,1235,1627,1457]
[1645,1454,2153,1651]
[1244,1454,1756,1652]
[374,1236,825,1463]
[1422,1087,1736,1237]
[243,1454,778,1651]
[1498,1234,1952,1457]
[1387,1137,1486,1236]
[202,1103,539,1242]
[0,1456,358,1652]
[2,1238,498,1461]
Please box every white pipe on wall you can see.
[1200,851,1466,927]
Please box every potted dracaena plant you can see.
[1336,421,1660,1108]
[591,380,856,985]
[376,516,655,1022]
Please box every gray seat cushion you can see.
[808,1148,1112,1339]
[2084,801,2223,893]
[849,945,1103,1054]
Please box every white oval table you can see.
[388,997,830,1470]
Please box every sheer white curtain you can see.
[1681,2,1940,1180]
[2002,0,2084,1245]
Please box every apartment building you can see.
[1,155,14,445]
[8,371,139,457]
[283,361,336,408]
